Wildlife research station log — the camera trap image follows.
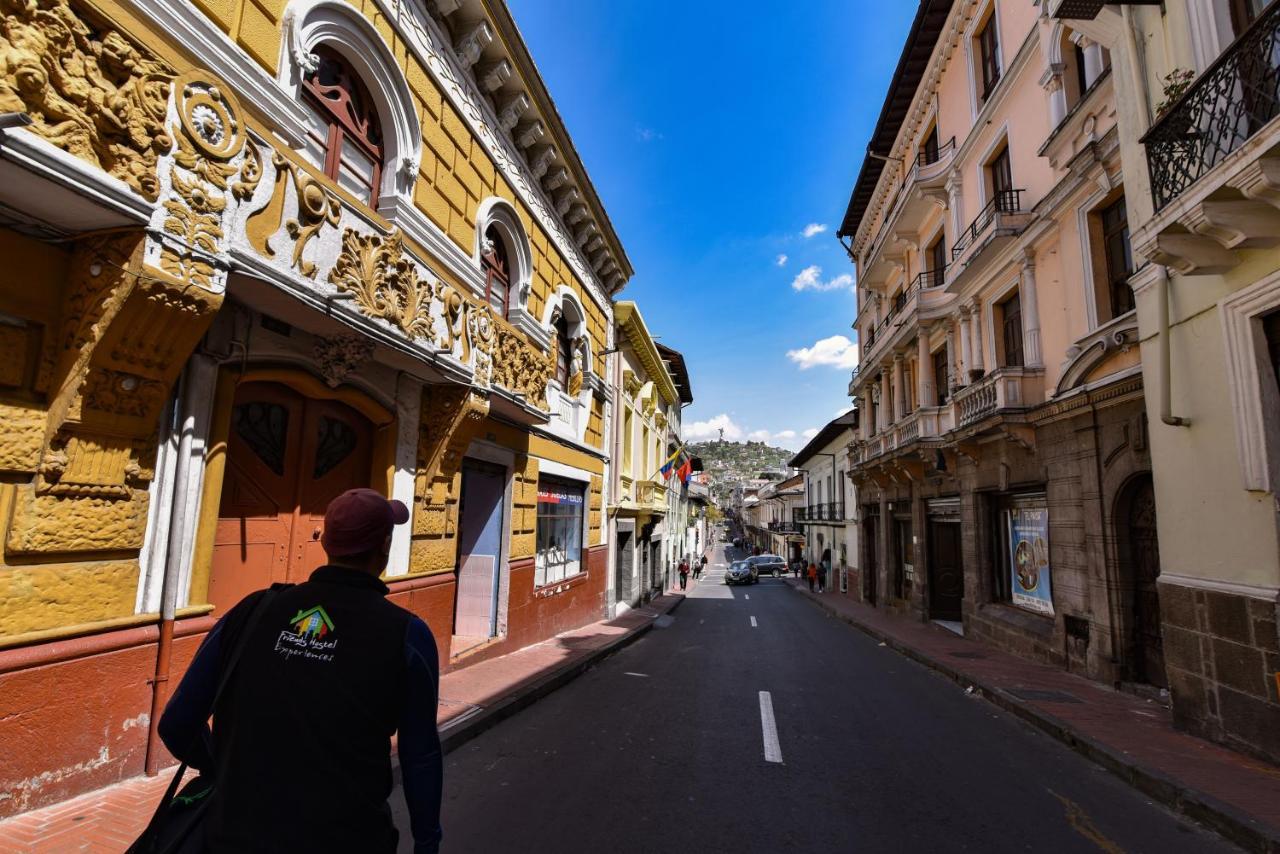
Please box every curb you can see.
[435,594,686,756]
[792,586,1280,854]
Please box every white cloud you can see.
[774,430,797,440]
[775,254,788,267]
[635,126,664,142]
[684,413,744,442]
[834,405,853,417]
[791,265,854,292]
[802,223,828,238]
[747,429,772,441]
[786,334,861,371]
[802,428,819,440]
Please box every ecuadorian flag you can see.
[658,447,682,480]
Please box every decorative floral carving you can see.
[246,151,341,278]
[160,171,224,287]
[232,137,263,202]
[313,334,376,388]
[491,326,550,409]
[469,302,496,387]
[0,0,175,200]
[82,369,166,418]
[328,229,438,341]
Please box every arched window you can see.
[301,46,384,206]
[481,224,512,317]
[554,314,573,387]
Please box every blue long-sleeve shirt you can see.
[160,601,443,853]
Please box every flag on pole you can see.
[658,447,681,480]
[676,457,693,484]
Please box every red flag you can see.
[676,458,692,484]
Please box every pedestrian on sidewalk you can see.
[698,554,707,579]
[792,558,803,579]
[816,560,828,594]
[157,488,443,854]
[678,558,689,590]
[806,561,817,592]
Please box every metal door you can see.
[927,518,964,620]
[1128,477,1166,688]
[454,461,507,638]
[210,382,374,616]
[616,527,634,605]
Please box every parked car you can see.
[725,560,757,585]
[748,554,786,578]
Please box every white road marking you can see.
[750,616,758,627]
[624,672,649,678]
[745,594,750,600]
[759,691,783,763]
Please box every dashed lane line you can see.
[750,616,758,627]
[758,691,783,764]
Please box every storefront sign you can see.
[1008,506,1053,616]
[538,488,584,505]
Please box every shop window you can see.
[535,476,586,586]
[999,292,1024,368]
[993,494,1054,616]
[1101,197,1136,319]
[976,10,1001,101]
[481,225,512,317]
[301,46,383,207]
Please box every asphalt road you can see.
[400,541,1238,854]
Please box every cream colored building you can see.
[841,1,1151,683]
[608,302,681,611]
[1050,0,1280,762]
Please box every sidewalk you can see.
[790,580,1280,853]
[0,592,684,853]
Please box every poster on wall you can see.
[1008,506,1054,616]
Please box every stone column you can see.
[945,170,964,243]
[956,310,971,384]
[1020,251,1043,367]
[880,369,892,429]
[1043,69,1067,127]
[862,388,874,439]
[917,330,935,407]
[892,354,907,420]
[969,299,985,376]
[1078,36,1105,89]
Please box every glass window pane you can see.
[487,279,507,314]
[301,101,329,170]
[337,140,376,204]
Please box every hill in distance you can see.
[689,439,793,499]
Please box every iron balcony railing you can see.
[917,136,957,167]
[798,502,842,522]
[1142,2,1280,211]
[952,189,1024,259]
[912,265,947,291]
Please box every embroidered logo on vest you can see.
[275,605,338,662]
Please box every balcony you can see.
[854,268,955,386]
[951,366,1045,428]
[797,503,842,523]
[857,139,956,293]
[1133,4,1280,275]
[947,190,1033,291]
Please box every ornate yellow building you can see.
[0,0,631,815]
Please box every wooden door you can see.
[209,381,374,616]
[863,512,878,605]
[927,519,964,621]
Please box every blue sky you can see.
[508,0,917,449]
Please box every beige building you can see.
[1051,0,1279,762]
[840,1,1152,683]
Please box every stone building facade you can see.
[839,1,1155,686]
[0,0,636,816]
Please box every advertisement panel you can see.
[1007,506,1053,616]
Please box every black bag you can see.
[127,588,281,854]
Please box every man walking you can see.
[678,558,690,590]
[159,488,443,853]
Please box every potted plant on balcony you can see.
[1154,68,1196,134]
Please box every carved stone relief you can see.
[329,229,440,341]
[313,334,376,388]
[245,150,341,278]
[0,0,175,200]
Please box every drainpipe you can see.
[144,359,203,774]
[1156,266,1191,427]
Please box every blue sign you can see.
[1008,506,1053,616]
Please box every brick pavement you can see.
[0,592,684,853]
[790,580,1280,853]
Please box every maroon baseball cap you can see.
[321,488,410,557]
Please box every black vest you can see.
[204,566,411,853]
